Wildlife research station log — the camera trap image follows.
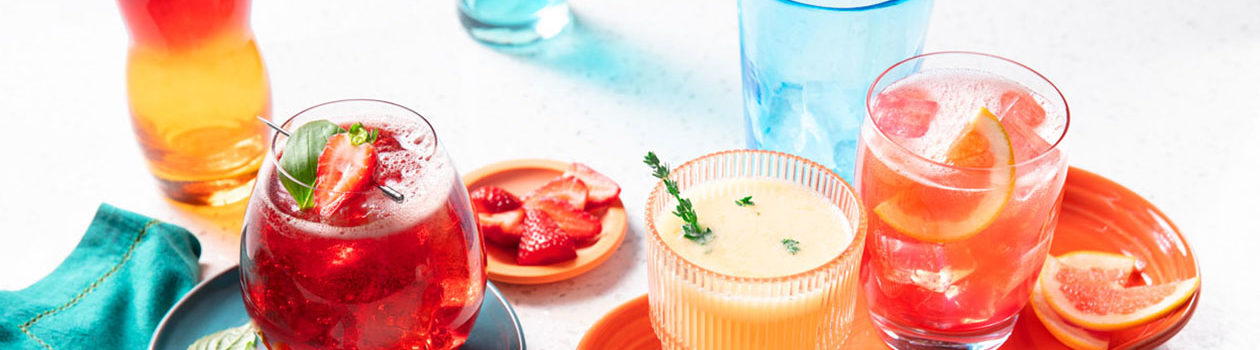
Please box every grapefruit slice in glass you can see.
[872,107,1016,243]
[1040,251,1200,331]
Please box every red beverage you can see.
[241,100,486,350]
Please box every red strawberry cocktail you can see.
[240,100,486,350]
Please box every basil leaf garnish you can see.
[347,122,378,146]
[187,322,257,350]
[278,120,343,209]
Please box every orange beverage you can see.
[118,0,271,205]
[646,150,867,349]
[856,52,1069,349]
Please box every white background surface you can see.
[1,0,1258,349]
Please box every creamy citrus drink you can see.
[656,178,851,277]
[857,52,1069,349]
[646,150,866,350]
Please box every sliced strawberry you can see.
[469,186,522,213]
[525,176,588,209]
[477,208,525,247]
[563,163,621,206]
[517,209,577,265]
[313,133,377,218]
[524,197,601,245]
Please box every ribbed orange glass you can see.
[646,150,867,349]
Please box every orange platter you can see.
[463,159,628,285]
[579,167,1199,349]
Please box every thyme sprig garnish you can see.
[644,152,713,245]
[781,238,800,255]
[735,196,754,207]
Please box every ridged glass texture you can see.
[646,150,868,349]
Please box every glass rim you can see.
[267,98,439,195]
[783,0,913,11]
[864,51,1071,170]
[644,149,868,284]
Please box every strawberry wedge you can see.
[564,163,621,206]
[313,133,377,217]
[517,209,577,265]
[525,176,588,209]
[478,208,525,247]
[470,186,522,213]
[524,197,601,245]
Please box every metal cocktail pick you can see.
[257,116,406,203]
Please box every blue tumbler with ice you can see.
[740,0,933,180]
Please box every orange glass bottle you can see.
[118,0,271,205]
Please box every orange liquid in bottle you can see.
[119,0,271,205]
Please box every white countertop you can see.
[1,0,1257,348]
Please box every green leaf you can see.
[187,322,258,350]
[347,122,378,146]
[279,120,343,209]
[644,151,714,245]
[781,238,800,255]
[735,196,754,207]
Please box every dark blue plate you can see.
[149,266,525,350]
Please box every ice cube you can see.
[996,90,1053,162]
[873,87,937,138]
[998,90,1046,128]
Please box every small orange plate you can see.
[463,159,628,285]
[578,167,1200,350]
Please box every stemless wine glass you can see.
[646,150,867,349]
[240,99,486,350]
[857,52,1070,349]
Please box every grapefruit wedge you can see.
[1040,251,1200,331]
[1031,279,1110,350]
[872,107,1016,243]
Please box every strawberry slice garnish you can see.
[563,163,621,206]
[313,133,377,217]
[477,208,525,247]
[524,197,601,245]
[525,176,588,209]
[470,186,522,213]
[517,209,577,265]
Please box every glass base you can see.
[870,312,1016,350]
[458,3,571,46]
[154,171,257,206]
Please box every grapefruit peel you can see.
[872,107,1016,243]
[1039,251,1199,332]
[1031,279,1110,350]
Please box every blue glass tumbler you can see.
[458,0,572,46]
[740,0,934,181]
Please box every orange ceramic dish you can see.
[463,159,628,285]
[579,167,1199,350]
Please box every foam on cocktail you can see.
[265,117,457,238]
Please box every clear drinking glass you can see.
[857,52,1070,349]
[646,150,867,349]
[458,0,572,46]
[240,100,486,349]
[741,0,934,181]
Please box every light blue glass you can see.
[459,0,572,46]
[740,0,933,181]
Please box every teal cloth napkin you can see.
[0,203,201,350]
